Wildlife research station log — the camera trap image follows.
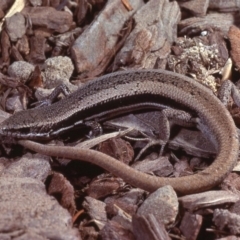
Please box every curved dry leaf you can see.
[121,0,133,11]
[221,58,232,81]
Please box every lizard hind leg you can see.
[135,109,197,160]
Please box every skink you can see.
[0,69,238,195]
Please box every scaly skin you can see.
[7,69,237,195]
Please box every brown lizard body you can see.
[0,69,238,194]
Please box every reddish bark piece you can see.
[228,25,240,70]
[87,175,123,199]
[28,65,43,88]
[1,30,11,64]
[47,171,76,216]
[98,138,134,165]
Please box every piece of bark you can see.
[0,0,15,13]
[169,128,216,158]
[71,0,144,74]
[99,220,135,240]
[11,45,24,61]
[98,138,134,165]
[27,35,46,64]
[173,156,193,177]
[132,214,170,240]
[104,111,163,139]
[22,6,73,33]
[132,155,173,177]
[75,0,89,25]
[215,236,239,240]
[179,191,240,211]
[0,71,31,90]
[47,171,76,216]
[16,34,30,56]
[87,174,124,199]
[105,188,145,216]
[189,157,208,171]
[82,196,108,230]
[0,9,4,19]
[0,29,11,65]
[50,0,61,8]
[228,25,240,71]
[113,0,180,70]
[179,12,240,36]
[79,225,97,240]
[179,212,202,240]
[209,0,240,12]
[179,0,209,17]
[107,204,133,231]
[49,28,83,57]
[80,17,134,80]
[28,65,43,89]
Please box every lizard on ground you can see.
[0,69,238,195]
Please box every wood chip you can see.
[228,25,240,70]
